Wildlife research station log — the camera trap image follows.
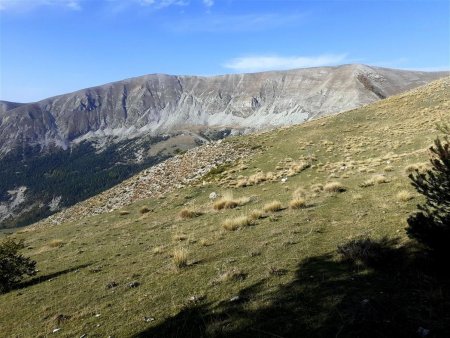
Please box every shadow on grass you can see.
[14,263,92,290]
[136,239,450,338]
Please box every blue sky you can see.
[0,0,449,102]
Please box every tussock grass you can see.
[361,174,390,187]
[289,198,307,209]
[213,192,250,210]
[293,187,307,198]
[172,248,188,269]
[249,209,264,220]
[222,216,251,231]
[179,208,202,219]
[215,268,247,283]
[152,246,165,255]
[397,190,414,201]
[48,239,64,248]
[324,181,346,193]
[263,201,283,212]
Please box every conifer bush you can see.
[406,125,450,256]
[0,239,36,293]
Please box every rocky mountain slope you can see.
[0,64,447,228]
[0,64,447,157]
[3,77,449,337]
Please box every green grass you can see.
[1,78,449,337]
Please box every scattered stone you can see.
[52,328,61,333]
[35,142,252,227]
[281,177,288,183]
[209,192,218,200]
[229,296,240,302]
[80,335,87,338]
[188,295,206,303]
[128,281,140,288]
[144,316,155,322]
[106,281,118,289]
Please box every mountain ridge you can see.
[1,64,447,157]
[1,64,448,228]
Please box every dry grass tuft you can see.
[216,268,247,283]
[293,187,307,198]
[310,184,324,193]
[404,164,419,173]
[152,246,165,255]
[324,181,346,193]
[173,233,188,242]
[222,216,251,231]
[179,208,202,219]
[48,239,65,248]
[213,192,250,210]
[397,190,415,202]
[139,207,151,214]
[263,200,283,212]
[373,174,390,184]
[249,209,264,220]
[289,198,307,209]
[172,248,188,269]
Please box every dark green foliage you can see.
[337,237,400,269]
[0,138,169,228]
[407,128,450,256]
[0,238,36,293]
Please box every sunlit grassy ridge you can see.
[1,78,449,337]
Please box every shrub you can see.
[222,216,251,231]
[0,239,36,293]
[406,128,450,256]
[324,181,346,193]
[263,201,283,212]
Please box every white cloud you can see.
[203,0,213,7]
[0,0,82,11]
[223,54,349,72]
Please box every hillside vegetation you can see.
[1,77,449,337]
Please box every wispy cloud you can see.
[203,0,213,7]
[0,0,82,11]
[168,12,306,33]
[136,0,189,9]
[223,54,349,72]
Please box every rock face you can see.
[1,64,447,157]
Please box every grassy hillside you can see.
[1,78,449,337]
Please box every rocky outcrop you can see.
[1,64,447,157]
[33,140,252,227]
